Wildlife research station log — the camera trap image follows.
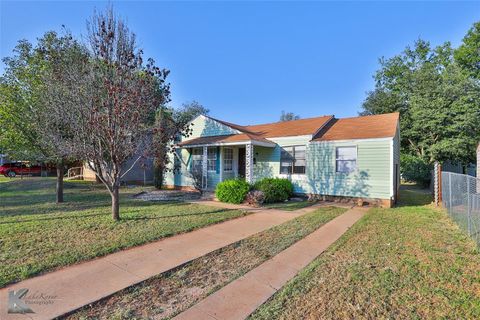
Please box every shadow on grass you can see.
[122,208,236,221]
[397,184,432,207]
[0,178,195,218]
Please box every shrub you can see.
[215,179,250,204]
[254,178,293,203]
[400,154,432,187]
[245,190,265,207]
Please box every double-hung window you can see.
[207,148,217,171]
[336,146,357,173]
[191,148,203,173]
[223,148,233,172]
[280,146,306,174]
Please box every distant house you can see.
[83,156,154,185]
[165,113,400,207]
[0,154,8,166]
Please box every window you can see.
[336,146,357,173]
[280,146,306,174]
[207,148,217,171]
[191,148,203,173]
[224,148,233,172]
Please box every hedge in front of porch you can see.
[215,179,250,204]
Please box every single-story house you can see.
[165,112,400,207]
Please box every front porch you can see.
[175,139,277,190]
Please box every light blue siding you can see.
[190,116,238,137]
[167,116,395,200]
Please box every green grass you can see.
[0,178,249,288]
[0,176,12,183]
[263,200,315,211]
[66,206,346,320]
[249,185,480,319]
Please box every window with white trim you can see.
[280,145,306,174]
[223,148,233,172]
[336,146,357,173]
[191,148,203,173]
[207,148,217,171]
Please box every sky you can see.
[1,1,479,125]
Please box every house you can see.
[165,112,400,207]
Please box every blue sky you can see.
[1,1,478,125]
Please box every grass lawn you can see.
[0,178,248,288]
[66,206,346,320]
[250,185,480,319]
[263,200,315,211]
[0,176,12,183]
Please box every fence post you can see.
[434,161,439,206]
[467,175,471,236]
[448,172,452,213]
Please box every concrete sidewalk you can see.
[0,205,321,320]
[173,207,368,320]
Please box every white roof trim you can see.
[267,134,312,141]
[176,140,276,148]
[311,137,394,144]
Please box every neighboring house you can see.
[83,156,154,185]
[0,154,8,166]
[165,112,400,207]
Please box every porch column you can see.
[245,143,253,184]
[202,146,208,189]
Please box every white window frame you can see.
[335,146,357,174]
[280,145,306,175]
[207,147,217,172]
[191,148,203,173]
[223,148,233,172]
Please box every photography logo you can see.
[8,288,34,314]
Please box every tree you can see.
[75,8,170,220]
[361,39,480,165]
[454,21,480,79]
[0,31,86,203]
[280,110,300,121]
[36,32,89,202]
[152,101,209,188]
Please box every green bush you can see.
[254,178,294,203]
[400,154,432,187]
[215,179,250,204]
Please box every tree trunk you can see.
[153,160,164,189]
[56,161,64,203]
[111,185,120,221]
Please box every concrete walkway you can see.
[173,207,368,320]
[0,204,324,320]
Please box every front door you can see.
[238,147,246,178]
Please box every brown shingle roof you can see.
[243,116,333,138]
[312,113,399,141]
[179,113,399,147]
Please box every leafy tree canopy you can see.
[362,26,480,165]
[454,21,480,79]
[280,110,300,121]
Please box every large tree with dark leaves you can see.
[75,8,170,220]
[362,35,480,165]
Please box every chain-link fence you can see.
[442,171,480,246]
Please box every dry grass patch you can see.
[250,186,480,320]
[64,206,346,320]
[0,178,248,287]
